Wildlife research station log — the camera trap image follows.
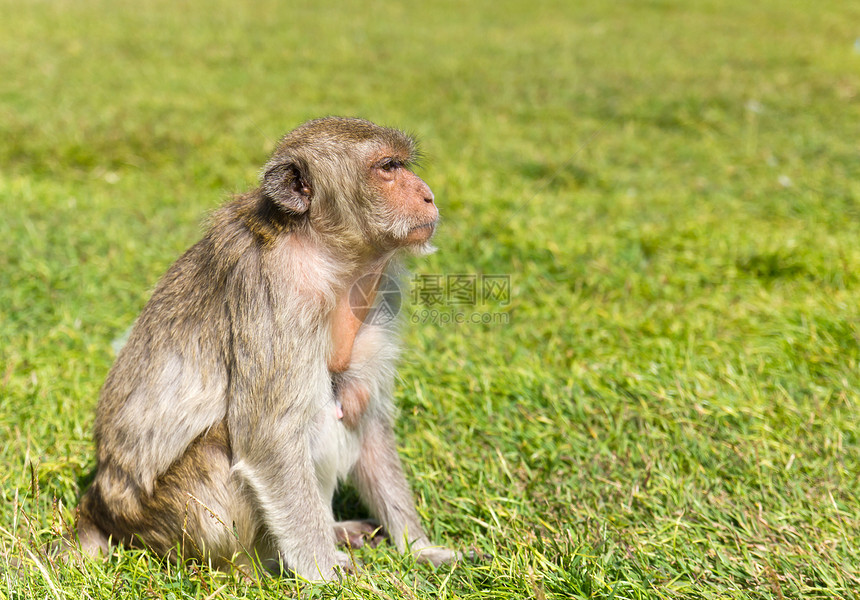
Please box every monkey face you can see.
[369,153,438,249]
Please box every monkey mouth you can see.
[406,221,437,243]
[409,222,436,234]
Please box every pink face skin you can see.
[370,154,438,247]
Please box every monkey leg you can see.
[351,419,458,566]
[230,423,348,581]
[78,422,261,575]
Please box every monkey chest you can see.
[309,402,361,495]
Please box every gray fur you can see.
[74,117,455,581]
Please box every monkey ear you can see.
[262,162,312,215]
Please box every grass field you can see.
[2,0,860,598]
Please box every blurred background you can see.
[1,0,859,597]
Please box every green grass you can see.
[2,0,860,597]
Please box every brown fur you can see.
[73,117,455,581]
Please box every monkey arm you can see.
[327,269,380,428]
[328,295,365,375]
[328,259,391,375]
[352,418,458,566]
[226,352,344,580]
[351,419,434,551]
[224,266,343,581]
[230,424,340,579]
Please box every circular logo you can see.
[349,272,402,325]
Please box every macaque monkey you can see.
[73,117,457,581]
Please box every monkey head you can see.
[260,117,438,257]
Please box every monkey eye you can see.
[377,159,403,173]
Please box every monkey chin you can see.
[402,223,438,256]
[406,240,437,256]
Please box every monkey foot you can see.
[334,550,359,575]
[414,545,460,566]
[465,546,493,562]
[334,520,386,549]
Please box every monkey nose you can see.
[421,184,435,204]
[415,176,435,205]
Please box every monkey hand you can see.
[337,379,370,430]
